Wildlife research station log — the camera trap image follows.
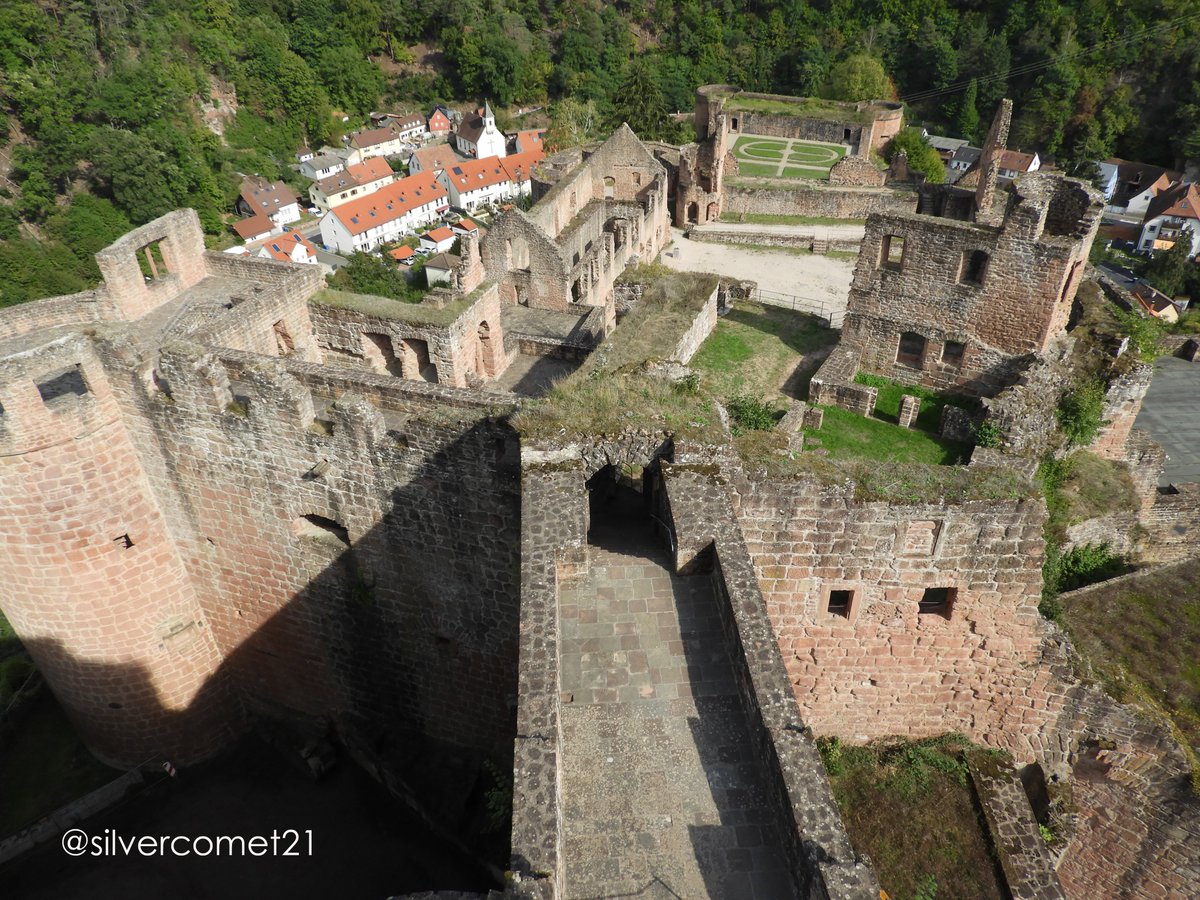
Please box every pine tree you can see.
[957,79,980,141]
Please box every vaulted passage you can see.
[557,475,794,898]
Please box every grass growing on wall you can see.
[690,301,837,401]
[817,734,1008,900]
[803,406,970,467]
[1059,558,1200,780]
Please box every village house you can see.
[428,105,453,136]
[946,145,981,183]
[924,133,969,164]
[370,112,427,141]
[995,149,1040,182]
[419,225,456,254]
[350,124,408,160]
[1133,281,1183,321]
[319,171,449,254]
[236,176,301,227]
[440,155,517,212]
[499,148,543,196]
[308,158,396,213]
[388,245,416,266]
[424,251,458,286]
[454,102,507,159]
[232,214,279,243]
[450,218,479,238]
[299,147,361,180]
[1139,181,1200,256]
[409,144,461,175]
[257,231,319,266]
[1101,158,1185,218]
[513,129,545,155]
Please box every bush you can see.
[972,420,1003,448]
[1045,542,1128,600]
[1056,380,1107,447]
[725,394,778,435]
[1114,307,1164,361]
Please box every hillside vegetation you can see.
[3,0,1200,305]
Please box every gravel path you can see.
[660,228,856,323]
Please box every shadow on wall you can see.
[2,421,525,894]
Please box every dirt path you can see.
[660,228,855,323]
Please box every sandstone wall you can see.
[112,340,523,757]
[0,336,235,765]
[721,184,917,220]
[732,474,1055,759]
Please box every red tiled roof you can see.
[260,232,316,262]
[1145,182,1200,222]
[452,219,478,232]
[331,172,448,236]
[445,155,511,192]
[410,144,460,172]
[239,177,298,216]
[426,226,455,242]
[351,126,399,149]
[996,149,1036,173]
[233,214,275,239]
[501,147,546,184]
[314,158,394,195]
[389,245,415,260]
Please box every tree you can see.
[315,45,384,116]
[1145,234,1196,297]
[545,98,601,150]
[824,54,894,102]
[886,128,946,183]
[957,78,980,141]
[611,60,668,140]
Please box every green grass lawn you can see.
[803,405,970,466]
[1061,558,1200,775]
[783,167,830,179]
[689,301,837,401]
[0,691,121,835]
[736,161,784,178]
[719,213,867,226]
[854,373,974,433]
[819,735,1008,900]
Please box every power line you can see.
[900,11,1200,105]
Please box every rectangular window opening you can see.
[960,249,988,285]
[942,341,965,366]
[827,589,854,618]
[36,365,90,403]
[896,332,926,368]
[879,234,905,270]
[918,587,955,618]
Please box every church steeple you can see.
[483,100,495,129]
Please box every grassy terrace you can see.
[688,309,1034,501]
[819,735,1008,900]
[721,94,874,123]
[690,301,837,401]
[315,287,479,327]
[1060,558,1200,775]
[513,268,722,440]
[718,213,867,226]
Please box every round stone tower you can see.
[0,336,234,766]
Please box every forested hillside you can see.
[2,0,1200,306]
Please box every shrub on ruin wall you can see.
[1056,380,1107,447]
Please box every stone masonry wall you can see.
[669,282,719,365]
[662,464,880,900]
[722,184,917,221]
[732,474,1058,760]
[0,336,236,766]
[508,452,590,898]
[109,338,523,758]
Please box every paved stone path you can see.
[558,503,795,899]
[1134,355,1200,484]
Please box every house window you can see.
[896,331,926,367]
[879,234,905,270]
[960,250,988,286]
[918,587,956,618]
[942,341,965,366]
[821,588,858,622]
